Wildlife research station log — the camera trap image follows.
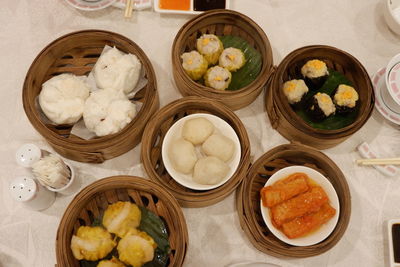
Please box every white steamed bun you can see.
[182,117,214,145]
[202,134,235,162]
[83,90,136,137]
[94,46,142,95]
[39,73,90,125]
[193,156,229,185]
[169,138,198,174]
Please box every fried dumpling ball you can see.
[103,201,142,238]
[70,226,116,261]
[117,231,157,267]
[97,257,126,267]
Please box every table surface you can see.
[1,0,400,266]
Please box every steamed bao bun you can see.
[94,46,142,95]
[39,73,90,125]
[202,134,235,162]
[169,139,197,174]
[193,156,229,185]
[83,90,136,137]
[182,117,214,145]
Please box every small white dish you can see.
[260,166,340,247]
[388,219,400,267]
[153,0,230,15]
[162,113,241,191]
[383,0,400,35]
[64,0,117,11]
[373,68,400,125]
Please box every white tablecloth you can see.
[1,0,400,266]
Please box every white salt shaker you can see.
[9,176,56,211]
[15,144,42,167]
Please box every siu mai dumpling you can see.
[117,231,157,267]
[70,226,116,261]
[102,201,141,238]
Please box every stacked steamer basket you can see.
[172,9,274,110]
[266,45,375,149]
[23,30,159,163]
[236,143,351,257]
[56,176,188,266]
[141,96,250,207]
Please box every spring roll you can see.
[282,203,336,239]
[261,173,310,207]
[271,186,328,227]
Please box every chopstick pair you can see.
[124,0,134,18]
[356,158,400,165]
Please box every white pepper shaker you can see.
[9,176,56,211]
[15,144,42,167]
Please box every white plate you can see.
[388,62,400,106]
[153,0,230,15]
[260,166,340,247]
[64,0,117,11]
[162,113,241,191]
[373,68,400,125]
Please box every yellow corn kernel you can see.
[202,38,210,46]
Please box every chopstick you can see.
[356,158,400,165]
[124,0,134,18]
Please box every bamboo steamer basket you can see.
[172,9,274,110]
[266,45,375,149]
[141,96,250,208]
[56,176,188,267]
[236,143,351,257]
[23,30,159,163]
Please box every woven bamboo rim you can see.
[236,143,351,258]
[56,176,188,267]
[23,30,159,163]
[266,45,375,149]
[141,96,250,208]
[172,9,273,111]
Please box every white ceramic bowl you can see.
[260,166,340,247]
[162,113,241,191]
[384,0,400,35]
